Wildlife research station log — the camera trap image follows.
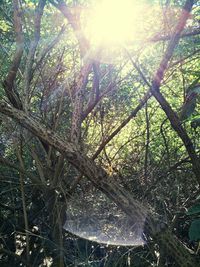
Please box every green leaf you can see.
[191,118,200,128]
[186,204,200,215]
[180,97,196,121]
[186,79,200,94]
[181,70,200,76]
[189,219,200,241]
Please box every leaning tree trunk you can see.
[0,102,198,267]
[0,1,199,265]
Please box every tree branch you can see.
[23,0,46,111]
[70,61,92,144]
[50,0,88,55]
[93,90,151,159]
[149,0,200,183]
[2,0,23,109]
[149,27,200,43]
[0,101,197,267]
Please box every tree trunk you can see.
[0,102,198,266]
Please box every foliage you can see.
[189,219,200,241]
[1,0,200,266]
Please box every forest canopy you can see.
[1,0,200,266]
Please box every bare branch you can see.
[152,0,195,88]
[33,24,66,72]
[0,101,197,267]
[50,0,88,55]
[149,27,200,43]
[23,0,46,111]
[150,0,200,182]
[92,91,151,159]
[3,0,23,109]
[16,146,30,263]
[83,62,100,119]
[70,62,92,144]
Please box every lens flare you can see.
[82,0,156,63]
[85,0,138,46]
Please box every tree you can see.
[0,0,200,266]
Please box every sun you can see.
[84,0,140,47]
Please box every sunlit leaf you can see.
[191,118,200,128]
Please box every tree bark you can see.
[0,102,198,267]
